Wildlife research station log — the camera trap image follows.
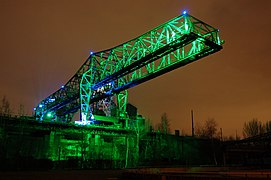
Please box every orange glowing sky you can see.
[1,0,271,137]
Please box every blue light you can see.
[90,51,93,55]
[39,104,43,108]
[183,10,187,15]
[33,108,36,111]
[49,98,55,102]
[61,85,64,89]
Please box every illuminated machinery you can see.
[35,12,223,126]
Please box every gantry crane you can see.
[35,12,223,126]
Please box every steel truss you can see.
[35,13,223,124]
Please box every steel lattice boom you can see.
[35,13,223,125]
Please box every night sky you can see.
[1,0,271,137]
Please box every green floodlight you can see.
[47,112,52,118]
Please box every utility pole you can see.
[220,128,223,141]
[191,110,194,137]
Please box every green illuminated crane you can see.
[35,12,223,125]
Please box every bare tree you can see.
[195,118,218,165]
[195,118,218,139]
[144,117,153,132]
[243,118,265,138]
[130,116,146,167]
[265,120,271,133]
[157,113,170,134]
[0,96,12,116]
[205,118,218,138]
[195,122,204,136]
[18,104,25,117]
